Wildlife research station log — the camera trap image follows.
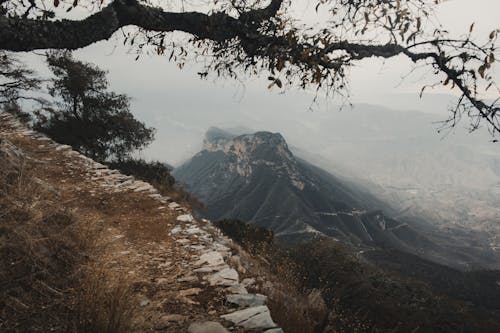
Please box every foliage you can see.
[1,0,499,137]
[108,158,175,193]
[34,51,154,162]
[214,219,274,254]
[216,219,500,332]
[108,158,205,210]
[0,51,40,107]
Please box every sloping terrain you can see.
[174,128,499,269]
[0,112,285,333]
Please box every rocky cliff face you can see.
[174,128,500,270]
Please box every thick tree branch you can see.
[0,0,283,51]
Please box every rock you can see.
[226,284,248,295]
[220,306,277,330]
[177,214,194,222]
[139,299,149,307]
[55,144,72,151]
[230,255,246,274]
[168,202,181,210]
[185,227,202,235]
[154,314,187,330]
[170,226,183,235]
[193,266,217,273]
[156,278,170,284]
[264,329,284,333]
[196,251,225,267]
[226,293,267,307]
[188,321,229,333]
[241,278,256,287]
[208,268,239,286]
[179,288,202,297]
[178,275,199,283]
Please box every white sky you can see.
[18,0,500,164]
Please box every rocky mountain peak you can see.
[202,128,302,187]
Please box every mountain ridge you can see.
[174,127,500,270]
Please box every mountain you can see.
[174,128,498,269]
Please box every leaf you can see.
[54,0,59,7]
[478,65,486,78]
[275,79,282,89]
[469,22,475,33]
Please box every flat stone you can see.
[188,321,229,333]
[208,268,239,286]
[190,245,206,251]
[134,184,155,192]
[179,288,202,297]
[178,275,198,283]
[196,251,225,267]
[177,214,194,222]
[168,202,181,210]
[264,329,285,333]
[193,267,217,273]
[170,226,183,235]
[55,144,72,151]
[241,278,256,287]
[226,293,267,307]
[154,314,187,330]
[185,227,202,235]
[221,306,277,330]
[226,284,248,295]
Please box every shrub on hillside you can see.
[108,158,205,211]
[214,219,274,254]
[108,159,175,192]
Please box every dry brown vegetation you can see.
[0,138,135,333]
[216,219,500,333]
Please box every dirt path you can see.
[0,112,284,333]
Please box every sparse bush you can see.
[108,158,205,210]
[216,218,500,333]
[108,159,175,193]
[215,219,273,254]
[72,266,134,333]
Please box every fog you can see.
[16,0,500,238]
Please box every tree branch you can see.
[0,0,283,51]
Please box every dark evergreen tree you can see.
[35,51,154,162]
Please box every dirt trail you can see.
[0,112,284,333]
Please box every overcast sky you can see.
[19,0,500,165]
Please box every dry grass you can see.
[72,266,135,333]
[0,138,135,332]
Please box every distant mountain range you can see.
[174,128,500,269]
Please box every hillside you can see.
[0,112,286,333]
[174,128,499,269]
[3,113,500,333]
